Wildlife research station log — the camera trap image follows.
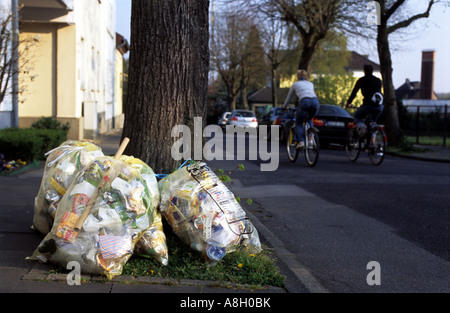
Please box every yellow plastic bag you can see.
[159,162,261,263]
[33,140,104,234]
[29,156,161,279]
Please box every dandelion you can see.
[237,263,243,268]
[250,254,255,257]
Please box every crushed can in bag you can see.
[159,162,261,263]
[33,140,104,234]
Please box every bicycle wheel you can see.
[345,128,361,162]
[368,128,386,166]
[286,126,299,163]
[304,128,319,167]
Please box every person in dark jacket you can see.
[346,64,384,136]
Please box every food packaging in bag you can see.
[159,162,261,263]
[33,141,104,234]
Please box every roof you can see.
[116,33,130,55]
[346,51,380,72]
[247,87,297,105]
[395,79,438,100]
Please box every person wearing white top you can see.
[283,70,320,149]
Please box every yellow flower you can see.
[237,263,243,268]
[250,254,255,257]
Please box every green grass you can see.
[404,135,449,147]
[122,224,286,289]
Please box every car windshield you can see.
[234,111,255,117]
[318,106,351,118]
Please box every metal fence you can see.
[401,104,448,146]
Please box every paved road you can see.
[209,134,450,292]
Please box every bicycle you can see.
[345,115,387,166]
[285,108,320,167]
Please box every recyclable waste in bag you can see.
[121,156,168,266]
[33,141,104,234]
[28,154,167,279]
[159,162,261,263]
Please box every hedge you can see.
[0,128,67,162]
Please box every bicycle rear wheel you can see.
[286,126,299,163]
[304,128,319,167]
[368,128,386,166]
[345,128,360,162]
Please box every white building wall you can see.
[0,0,12,128]
[74,0,116,137]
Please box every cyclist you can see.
[282,69,320,149]
[346,64,384,137]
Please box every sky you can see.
[115,0,450,93]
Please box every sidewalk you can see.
[387,144,450,163]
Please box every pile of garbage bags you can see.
[28,141,260,279]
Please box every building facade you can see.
[1,0,126,140]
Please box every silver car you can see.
[227,110,258,128]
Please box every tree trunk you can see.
[271,66,278,107]
[298,33,324,72]
[242,86,249,110]
[377,26,403,146]
[122,0,209,174]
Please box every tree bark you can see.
[298,33,322,71]
[377,27,402,146]
[122,0,210,174]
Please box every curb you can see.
[386,151,450,163]
[21,266,285,292]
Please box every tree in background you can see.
[210,7,266,111]
[374,0,438,146]
[251,0,367,72]
[240,24,266,110]
[122,0,209,174]
[0,5,37,109]
[210,10,242,111]
[258,15,297,107]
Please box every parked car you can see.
[280,104,354,147]
[312,104,354,147]
[227,110,258,128]
[218,112,231,129]
[260,107,294,142]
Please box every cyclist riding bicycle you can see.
[282,69,320,149]
[345,64,384,137]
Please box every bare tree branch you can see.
[387,0,436,34]
[386,0,406,20]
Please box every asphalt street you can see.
[209,134,450,292]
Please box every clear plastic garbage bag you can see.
[158,162,261,263]
[28,156,164,279]
[33,141,104,234]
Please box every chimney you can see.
[419,50,435,100]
